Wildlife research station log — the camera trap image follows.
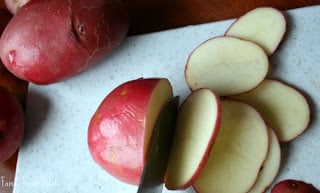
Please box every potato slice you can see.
[193,100,269,193]
[165,89,221,190]
[185,36,269,96]
[225,7,286,55]
[247,128,281,193]
[228,79,310,142]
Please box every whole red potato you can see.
[0,0,129,84]
[0,86,24,162]
[271,179,320,193]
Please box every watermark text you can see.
[1,175,60,190]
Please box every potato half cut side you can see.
[193,100,269,193]
[228,79,310,142]
[185,36,269,96]
[247,128,281,193]
[225,7,286,55]
[165,88,221,190]
[87,78,173,185]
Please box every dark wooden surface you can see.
[126,0,320,35]
[0,1,319,192]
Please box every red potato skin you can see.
[88,79,169,185]
[0,0,129,84]
[271,179,320,193]
[0,86,24,162]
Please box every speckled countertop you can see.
[13,5,320,193]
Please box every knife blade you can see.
[137,96,179,193]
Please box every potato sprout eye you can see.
[78,24,86,35]
[290,182,299,190]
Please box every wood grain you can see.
[0,1,319,192]
[126,0,320,35]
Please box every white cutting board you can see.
[14,5,320,193]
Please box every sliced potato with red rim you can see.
[228,79,310,142]
[165,88,221,190]
[193,100,269,193]
[225,7,286,55]
[247,127,281,193]
[185,36,269,96]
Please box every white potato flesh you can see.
[228,79,310,142]
[193,100,269,193]
[225,7,286,55]
[247,128,281,193]
[185,36,269,96]
[165,89,221,190]
[144,79,173,157]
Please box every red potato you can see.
[4,0,29,14]
[0,86,24,162]
[87,78,173,185]
[0,0,129,84]
[271,179,320,193]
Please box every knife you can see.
[137,96,179,193]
